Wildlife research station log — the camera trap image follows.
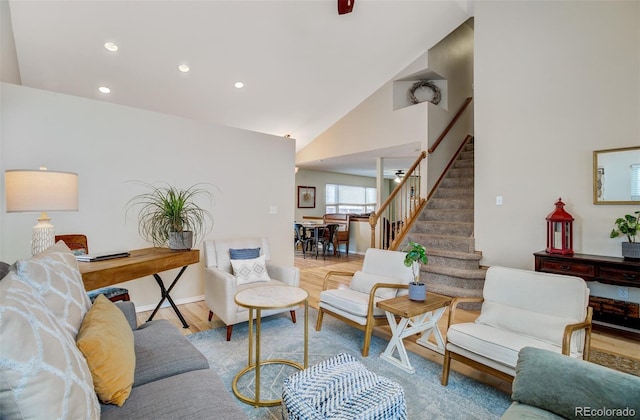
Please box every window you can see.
[631,164,640,201]
[326,184,377,214]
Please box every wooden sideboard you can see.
[534,251,640,333]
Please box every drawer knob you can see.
[622,273,637,281]
[560,265,571,271]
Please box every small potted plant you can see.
[403,241,428,301]
[126,182,214,250]
[610,210,640,261]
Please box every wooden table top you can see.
[78,247,199,291]
[377,293,452,318]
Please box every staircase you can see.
[403,139,486,301]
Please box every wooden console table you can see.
[79,247,200,328]
[534,251,640,333]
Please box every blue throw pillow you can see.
[229,248,260,260]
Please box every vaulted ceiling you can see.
[3,0,471,175]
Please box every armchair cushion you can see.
[320,289,386,320]
[229,248,260,260]
[476,302,582,353]
[231,255,271,285]
[350,271,406,299]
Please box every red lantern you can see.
[545,198,574,255]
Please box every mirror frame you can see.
[593,146,640,205]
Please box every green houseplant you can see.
[610,210,640,260]
[403,241,428,301]
[127,182,214,250]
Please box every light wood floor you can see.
[137,252,640,393]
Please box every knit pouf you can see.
[281,353,406,420]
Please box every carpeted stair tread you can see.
[426,197,473,210]
[426,283,483,300]
[424,264,487,279]
[417,221,473,236]
[433,187,474,199]
[421,209,473,223]
[426,248,482,260]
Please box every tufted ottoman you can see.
[281,353,407,420]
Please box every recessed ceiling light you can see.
[98,86,111,94]
[104,42,118,52]
[178,64,190,73]
[234,81,244,89]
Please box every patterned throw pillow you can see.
[0,272,100,419]
[231,255,271,285]
[229,247,260,260]
[16,241,92,338]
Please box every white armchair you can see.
[203,238,300,341]
[315,248,414,357]
[441,266,592,386]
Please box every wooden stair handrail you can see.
[428,97,472,154]
[427,135,474,202]
[376,151,426,214]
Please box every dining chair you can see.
[319,223,340,259]
[294,223,314,259]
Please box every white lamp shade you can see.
[5,170,79,212]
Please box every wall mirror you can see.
[593,146,640,204]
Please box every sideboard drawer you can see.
[538,260,595,278]
[598,267,640,287]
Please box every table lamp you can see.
[5,168,79,255]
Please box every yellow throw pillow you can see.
[76,294,136,406]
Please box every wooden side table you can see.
[377,293,452,374]
[78,247,199,328]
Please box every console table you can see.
[534,251,640,332]
[79,247,200,328]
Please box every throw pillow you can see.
[16,241,92,338]
[350,271,405,299]
[76,294,136,406]
[229,247,260,260]
[231,255,271,285]
[0,272,100,419]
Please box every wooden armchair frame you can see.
[441,297,593,386]
[315,270,408,357]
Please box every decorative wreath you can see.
[408,80,441,105]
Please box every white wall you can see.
[474,1,640,270]
[1,83,296,309]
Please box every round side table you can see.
[232,285,309,407]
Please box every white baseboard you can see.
[135,295,205,313]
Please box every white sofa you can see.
[203,237,300,340]
[442,266,592,385]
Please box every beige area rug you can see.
[589,348,640,377]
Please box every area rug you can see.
[589,348,640,377]
[188,308,511,420]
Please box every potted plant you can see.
[127,182,214,250]
[610,210,640,261]
[403,241,428,301]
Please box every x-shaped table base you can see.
[147,265,190,328]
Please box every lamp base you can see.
[32,213,55,255]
